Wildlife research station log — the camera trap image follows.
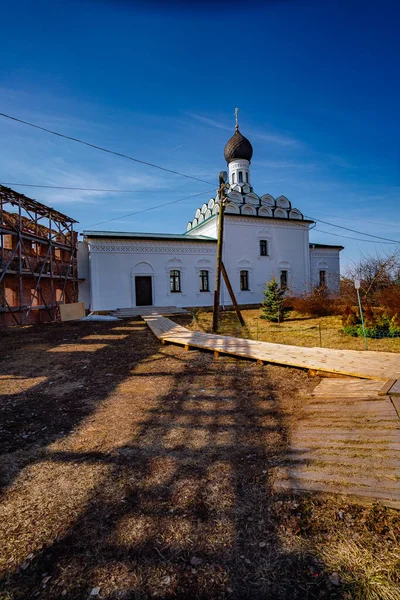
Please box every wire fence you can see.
[241,320,400,348]
[190,312,400,349]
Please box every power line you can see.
[4,187,400,232]
[81,189,215,229]
[314,227,395,245]
[306,214,400,244]
[310,211,400,230]
[0,182,189,193]
[81,195,400,241]
[0,112,215,186]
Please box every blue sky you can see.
[1,0,399,270]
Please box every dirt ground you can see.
[0,318,399,600]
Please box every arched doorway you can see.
[132,262,154,307]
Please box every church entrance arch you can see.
[132,262,154,307]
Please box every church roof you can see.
[82,230,216,242]
[310,243,344,250]
[224,128,253,163]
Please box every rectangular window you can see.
[280,270,288,289]
[30,288,39,306]
[319,270,326,286]
[259,240,268,256]
[3,234,14,250]
[245,172,249,183]
[238,171,243,183]
[199,269,209,292]
[4,287,16,307]
[232,172,235,183]
[170,270,181,292]
[240,270,249,291]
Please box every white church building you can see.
[78,123,342,311]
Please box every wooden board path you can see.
[142,315,400,380]
[274,379,400,509]
[143,316,400,507]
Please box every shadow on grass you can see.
[0,320,157,491]
[0,326,341,599]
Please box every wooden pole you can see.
[212,173,227,333]
[18,200,23,325]
[221,261,245,326]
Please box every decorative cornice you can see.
[225,215,311,229]
[310,252,340,258]
[90,241,216,254]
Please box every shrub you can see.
[342,309,400,339]
[344,311,360,327]
[389,313,400,337]
[378,285,400,316]
[341,304,354,326]
[290,286,340,317]
[260,278,289,323]
[343,324,360,337]
[339,278,358,307]
[342,309,361,336]
[363,305,375,325]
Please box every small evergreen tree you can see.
[260,278,289,323]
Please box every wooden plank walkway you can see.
[143,316,400,507]
[273,379,400,509]
[142,315,400,380]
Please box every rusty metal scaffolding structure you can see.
[0,185,78,326]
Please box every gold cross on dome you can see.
[234,107,239,130]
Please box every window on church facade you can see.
[259,240,268,256]
[280,270,288,289]
[238,171,243,183]
[240,270,249,291]
[319,270,326,287]
[245,172,249,183]
[199,270,209,292]
[170,270,181,292]
[232,173,235,183]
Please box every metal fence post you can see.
[354,279,368,350]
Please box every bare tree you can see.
[344,250,400,307]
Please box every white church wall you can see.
[309,246,341,293]
[86,238,217,311]
[185,216,218,239]
[221,216,311,305]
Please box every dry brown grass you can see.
[190,309,400,353]
[295,499,400,600]
[0,319,399,599]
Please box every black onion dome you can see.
[223,128,253,163]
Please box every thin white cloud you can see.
[253,159,317,170]
[186,113,232,132]
[250,131,299,147]
[187,112,300,147]
[166,145,183,154]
